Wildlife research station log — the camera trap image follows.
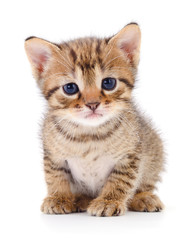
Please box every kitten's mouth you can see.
[85,112,103,119]
[74,109,110,126]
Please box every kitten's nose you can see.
[85,102,100,111]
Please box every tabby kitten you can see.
[25,23,164,216]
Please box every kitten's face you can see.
[25,24,141,127]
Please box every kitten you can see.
[25,23,164,216]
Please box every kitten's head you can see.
[25,23,141,127]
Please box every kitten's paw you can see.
[87,198,126,217]
[74,194,93,212]
[41,196,76,214]
[129,192,164,212]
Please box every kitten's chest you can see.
[66,153,118,197]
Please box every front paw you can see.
[74,194,93,212]
[41,196,76,214]
[87,198,126,217]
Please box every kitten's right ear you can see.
[24,37,60,81]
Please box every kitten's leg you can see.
[41,156,76,214]
[87,154,140,217]
[128,191,164,212]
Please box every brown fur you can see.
[25,23,165,216]
[129,192,164,212]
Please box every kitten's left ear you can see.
[109,23,141,67]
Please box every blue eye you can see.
[102,78,116,91]
[63,83,79,95]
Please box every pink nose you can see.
[85,102,100,111]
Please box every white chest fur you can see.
[66,154,118,197]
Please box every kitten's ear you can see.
[24,37,60,80]
[109,23,141,67]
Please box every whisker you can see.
[46,72,66,80]
[104,54,126,69]
[53,58,72,71]
[44,115,68,138]
[55,49,74,70]
[103,44,114,62]
[117,113,141,143]
[108,67,130,71]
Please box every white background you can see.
[1,0,193,239]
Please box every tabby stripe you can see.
[111,89,125,98]
[98,57,104,69]
[45,86,60,100]
[46,181,52,185]
[82,148,90,157]
[44,148,51,156]
[45,169,52,174]
[100,90,106,97]
[77,92,82,100]
[54,119,121,142]
[117,97,130,104]
[93,155,99,162]
[119,78,134,89]
[112,169,136,180]
[104,37,111,44]
[121,159,139,170]
[78,63,84,72]
[44,157,71,174]
[116,188,127,194]
[84,63,91,70]
[112,177,133,188]
[56,97,71,109]
[112,169,127,176]
[121,155,140,173]
[108,178,133,189]
[127,154,140,160]
[136,184,155,193]
[145,184,155,191]
[70,48,77,63]
[44,163,71,174]
[96,39,101,54]
[129,161,139,173]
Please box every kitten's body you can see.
[43,103,163,198]
[25,24,164,216]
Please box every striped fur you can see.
[25,23,164,216]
